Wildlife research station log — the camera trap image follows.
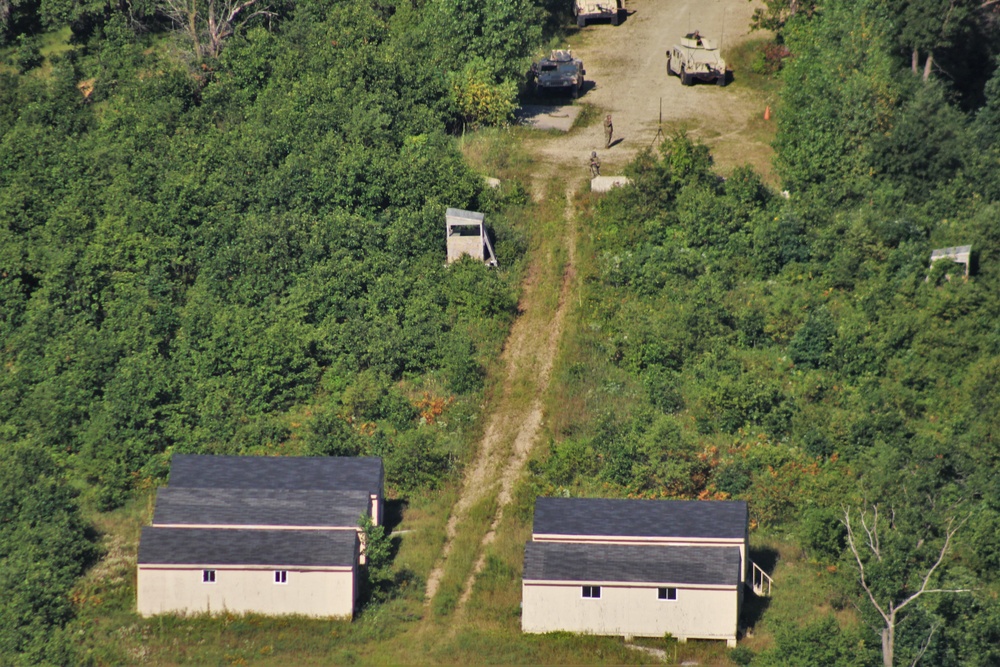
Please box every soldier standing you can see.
[589,151,601,177]
[603,114,613,148]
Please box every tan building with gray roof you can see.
[137,455,384,618]
[522,498,749,646]
[138,527,358,617]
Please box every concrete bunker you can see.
[446,208,498,267]
[928,245,972,281]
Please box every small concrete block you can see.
[590,176,632,192]
[485,177,501,189]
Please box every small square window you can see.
[658,587,677,600]
[202,570,216,583]
[274,570,288,584]
[582,585,601,599]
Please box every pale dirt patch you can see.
[516,105,584,131]
[534,0,768,174]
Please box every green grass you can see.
[743,533,860,651]
[570,101,603,131]
[430,494,499,617]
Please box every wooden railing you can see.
[752,561,773,597]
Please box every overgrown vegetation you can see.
[6,0,1000,663]
[0,0,543,660]
[533,1,1000,664]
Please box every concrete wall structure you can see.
[446,234,486,263]
[521,581,739,646]
[590,176,632,193]
[445,208,497,267]
[137,565,356,618]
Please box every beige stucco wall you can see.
[137,566,356,618]
[447,235,485,263]
[521,582,738,645]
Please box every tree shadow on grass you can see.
[751,545,779,574]
[384,498,407,534]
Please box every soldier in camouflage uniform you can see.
[589,151,601,177]
[603,114,613,148]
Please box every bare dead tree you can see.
[160,0,275,60]
[843,504,971,667]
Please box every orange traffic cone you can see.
[764,106,771,121]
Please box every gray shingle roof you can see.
[532,498,747,539]
[152,487,370,528]
[138,527,357,567]
[523,542,741,586]
[168,455,384,494]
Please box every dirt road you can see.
[424,0,765,609]
[537,0,767,173]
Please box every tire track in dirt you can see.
[423,183,577,604]
[453,187,578,611]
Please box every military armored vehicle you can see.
[666,32,728,86]
[530,50,586,98]
[574,0,621,27]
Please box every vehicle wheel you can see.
[666,56,673,76]
[612,11,619,25]
[717,72,727,86]
[577,15,585,27]
[681,67,692,86]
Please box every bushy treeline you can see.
[0,0,547,660]
[0,446,97,664]
[541,0,1000,663]
[0,0,533,506]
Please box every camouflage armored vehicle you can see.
[530,49,586,98]
[574,0,620,27]
[666,32,728,86]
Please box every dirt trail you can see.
[424,0,764,607]
[423,182,577,602]
[452,187,578,611]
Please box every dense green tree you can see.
[0,445,97,665]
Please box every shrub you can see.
[730,645,755,666]
[449,59,517,129]
[15,36,43,73]
[382,428,453,491]
[750,42,791,75]
[644,367,685,414]
[788,308,835,369]
[798,507,846,560]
